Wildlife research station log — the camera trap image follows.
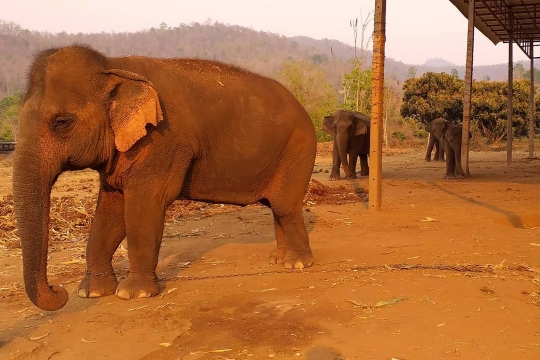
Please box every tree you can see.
[400,72,463,124]
[522,67,540,84]
[275,60,338,142]
[483,75,491,81]
[340,67,372,113]
[0,90,24,141]
[514,63,525,80]
[348,10,374,113]
[451,68,459,78]
[407,66,417,79]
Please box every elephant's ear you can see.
[353,113,370,136]
[425,124,432,132]
[104,69,164,152]
[323,116,334,135]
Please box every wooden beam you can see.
[507,8,514,165]
[461,0,475,176]
[368,0,386,211]
[529,37,535,158]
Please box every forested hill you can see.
[0,19,517,98]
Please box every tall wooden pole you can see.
[529,38,535,158]
[507,8,514,165]
[369,0,386,211]
[461,0,475,176]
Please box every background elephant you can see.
[13,45,317,311]
[425,118,449,162]
[323,110,370,180]
[431,122,472,177]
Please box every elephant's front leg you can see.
[329,140,342,181]
[115,188,168,299]
[78,189,126,298]
[348,149,359,179]
[358,154,369,176]
[438,140,446,162]
[433,140,440,161]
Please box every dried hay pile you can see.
[304,179,367,205]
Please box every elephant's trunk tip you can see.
[28,283,69,311]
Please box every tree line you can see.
[401,72,540,144]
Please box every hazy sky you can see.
[1,0,532,66]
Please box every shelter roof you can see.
[449,0,540,58]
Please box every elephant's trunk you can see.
[336,134,352,178]
[12,147,68,311]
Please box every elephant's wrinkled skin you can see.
[13,45,317,311]
[323,110,370,180]
[425,118,448,162]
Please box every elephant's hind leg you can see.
[78,188,125,298]
[273,210,313,269]
[266,141,315,269]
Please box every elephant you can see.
[12,45,317,311]
[425,118,449,162]
[323,110,370,180]
[431,121,472,177]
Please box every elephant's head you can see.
[431,118,450,141]
[323,110,370,178]
[13,45,163,311]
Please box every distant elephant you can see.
[425,118,449,162]
[12,45,317,311]
[431,122,472,177]
[323,110,370,180]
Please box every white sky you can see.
[0,0,531,66]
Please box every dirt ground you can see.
[1,145,540,360]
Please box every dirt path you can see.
[1,149,540,360]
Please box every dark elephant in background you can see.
[323,110,370,180]
[431,121,472,177]
[425,118,449,162]
[12,45,317,311]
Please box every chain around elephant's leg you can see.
[78,189,125,298]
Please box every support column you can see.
[368,0,386,211]
[461,0,475,176]
[507,9,514,165]
[529,39,535,158]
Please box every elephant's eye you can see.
[52,115,75,132]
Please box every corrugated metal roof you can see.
[449,0,540,58]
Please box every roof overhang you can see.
[449,0,540,58]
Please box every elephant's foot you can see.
[346,174,357,179]
[329,174,341,181]
[269,245,288,265]
[115,274,160,299]
[359,171,369,176]
[78,271,118,298]
[283,249,313,270]
[425,158,431,162]
[438,158,445,162]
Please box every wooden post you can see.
[369,0,386,211]
[529,38,535,158]
[507,8,514,165]
[461,0,475,176]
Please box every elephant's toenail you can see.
[284,262,293,269]
[294,262,305,270]
[138,290,150,298]
[88,291,102,298]
[269,258,277,265]
[116,289,131,299]
[78,289,88,298]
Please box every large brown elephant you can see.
[431,121,472,177]
[425,118,449,162]
[13,45,317,311]
[323,110,370,180]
